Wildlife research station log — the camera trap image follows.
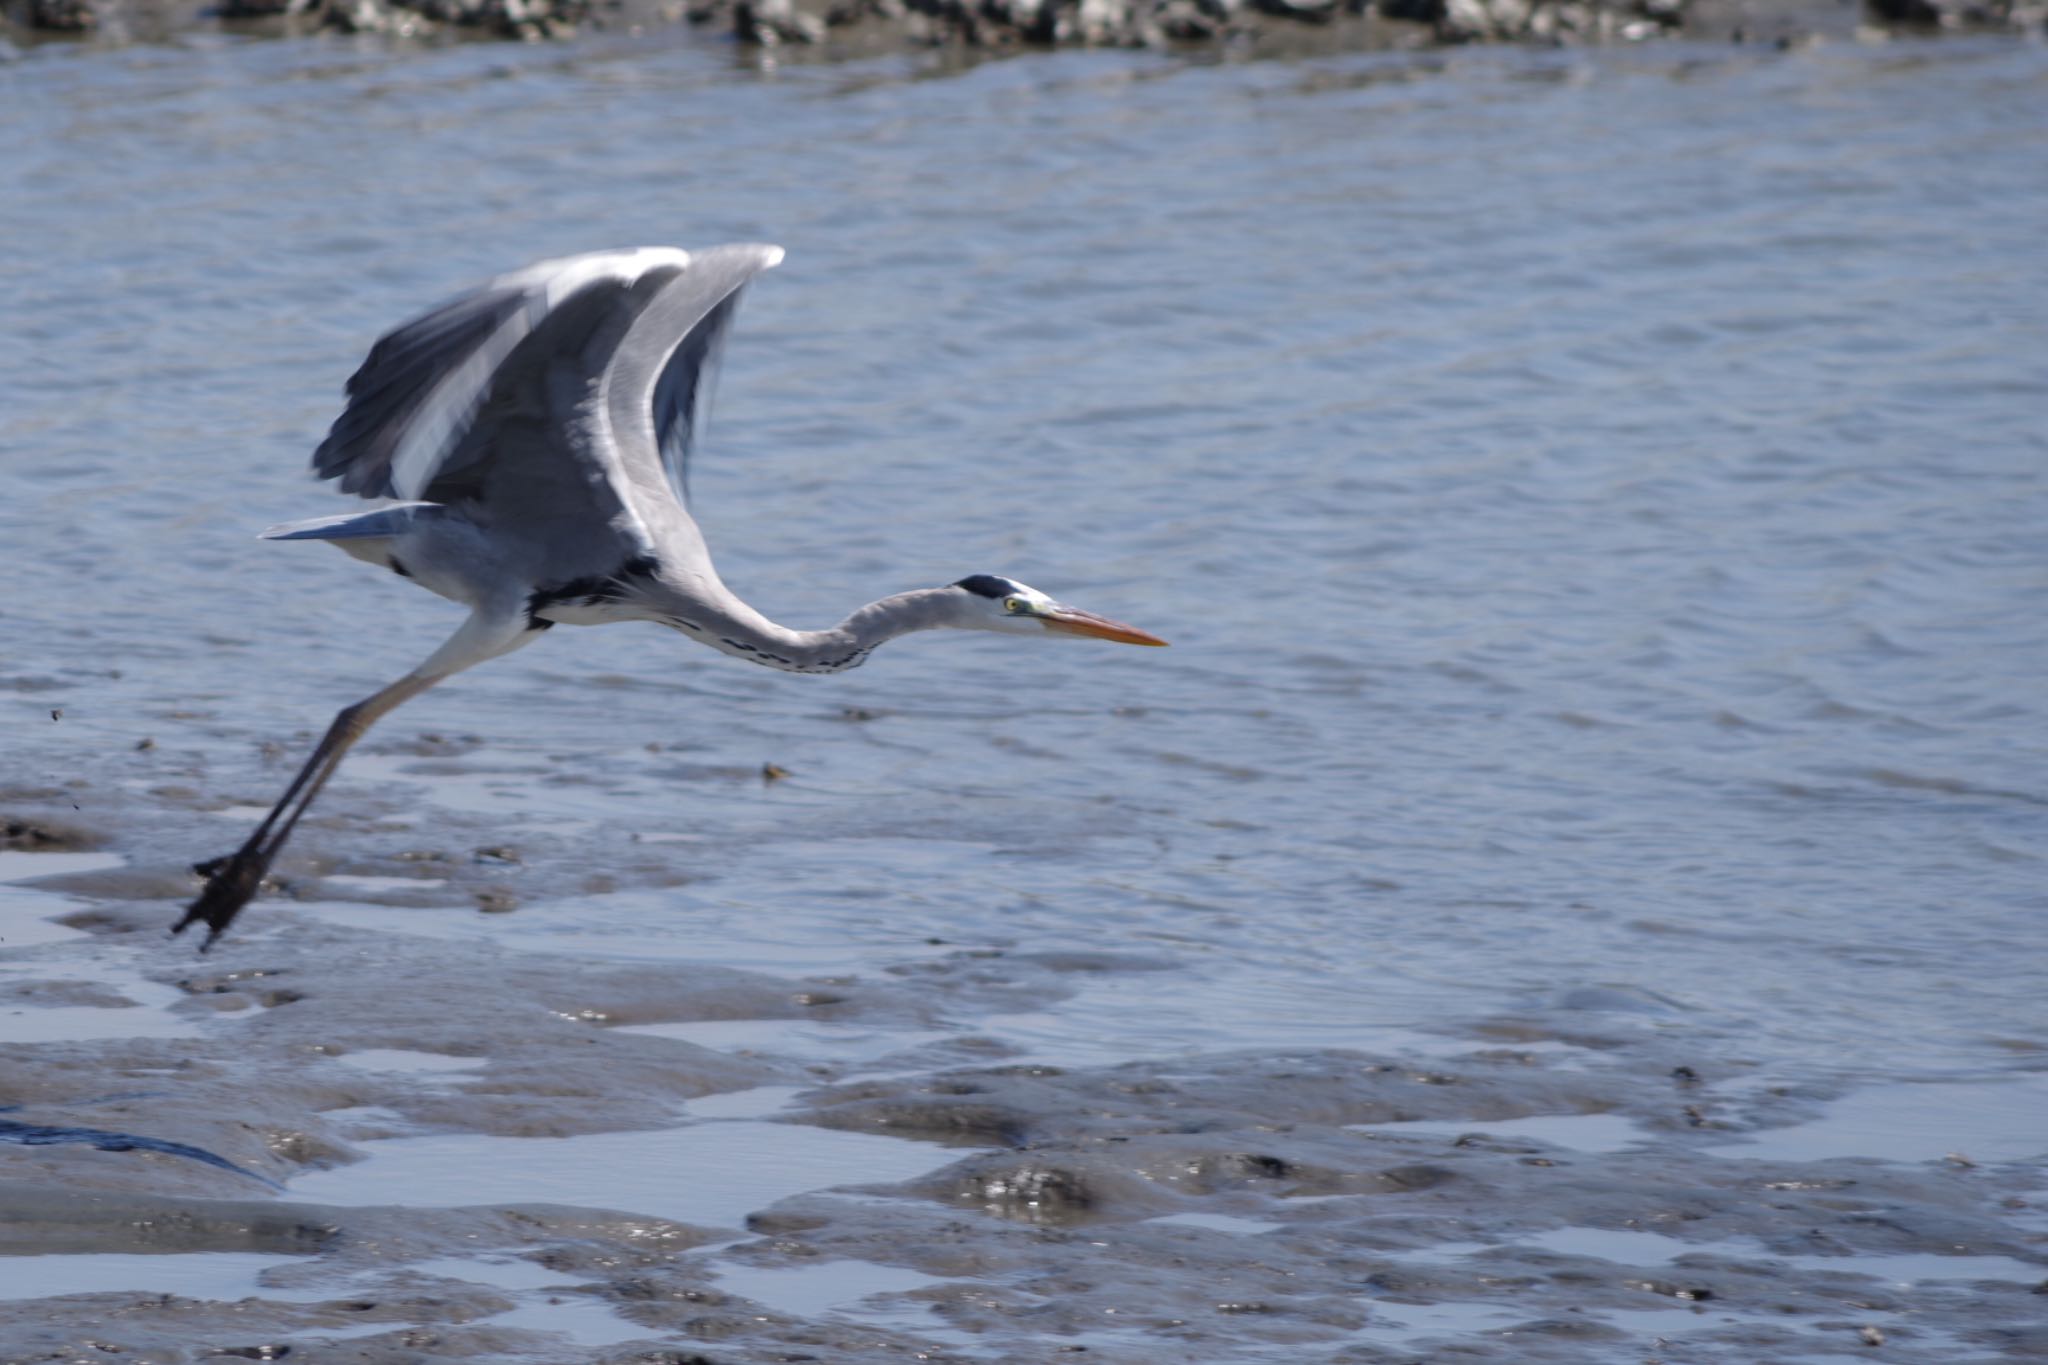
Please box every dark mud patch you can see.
[1,815,104,853]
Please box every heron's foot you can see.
[171,848,273,952]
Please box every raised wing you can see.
[310,245,782,511]
[605,243,785,511]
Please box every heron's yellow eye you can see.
[1004,597,1027,613]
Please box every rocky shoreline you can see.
[6,0,2043,49]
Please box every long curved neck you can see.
[665,586,961,675]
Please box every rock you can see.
[26,0,97,28]
[1865,0,2044,27]
[319,0,400,29]
[1382,0,1685,41]
[215,0,316,15]
[736,0,829,36]
[1252,0,1338,20]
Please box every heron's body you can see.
[269,501,896,673]
[175,244,1164,949]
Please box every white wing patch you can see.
[385,248,695,501]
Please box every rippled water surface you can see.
[3,24,2046,1362]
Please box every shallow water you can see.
[1707,1073,2048,1166]
[1356,1110,1652,1154]
[0,1249,311,1301]
[287,1117,966,1229]
[3,21,2047,1365]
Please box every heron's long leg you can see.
[173,609,540,952]
[172,671,441,950]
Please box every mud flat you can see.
[3,791,2044,1364]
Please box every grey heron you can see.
[174,245,1166,950]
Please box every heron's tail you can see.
[259,502,440,541]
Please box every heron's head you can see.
[948,575,1168,647]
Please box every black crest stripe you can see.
[953,574,1018,599]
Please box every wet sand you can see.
[3,762,2043,1364]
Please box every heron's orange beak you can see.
[1040,605,1169,647]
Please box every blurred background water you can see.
[3,29,2045,1109]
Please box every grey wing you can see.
[610,243,786,512]
[312,282,535,500]
[308,245,781,515]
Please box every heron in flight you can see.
[173,245,1166,950]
